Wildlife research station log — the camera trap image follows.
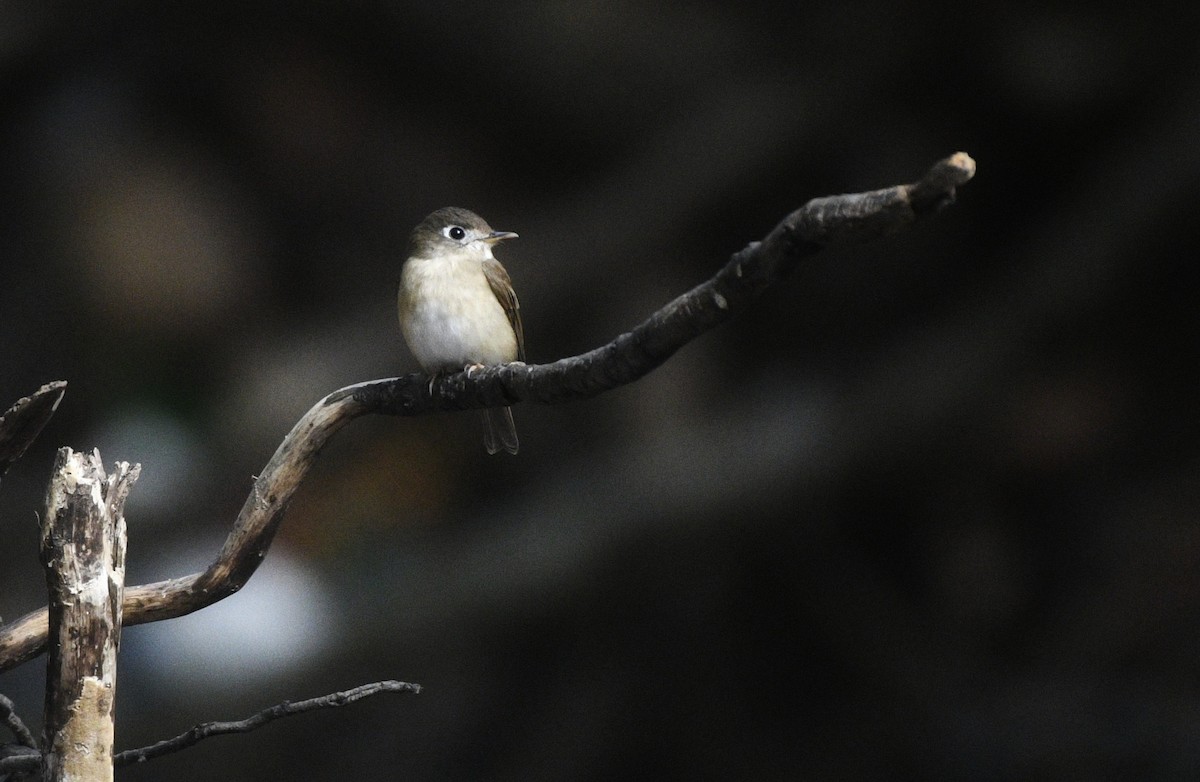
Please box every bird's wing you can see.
[482,258,524,361]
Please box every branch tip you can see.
[0,381,69,480]
[908,151,976,214]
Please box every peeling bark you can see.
[39,449,137,782]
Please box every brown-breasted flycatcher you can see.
[398,207,523,455]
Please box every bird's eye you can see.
[443,225,467,241]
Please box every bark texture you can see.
[39,449,138,782]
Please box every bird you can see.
[398,207,524,455]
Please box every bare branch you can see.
[0,695,36,748]
[349,153,976,414]
[0,694,38,780]
[113,680,421,767]
[39,450,137,782]
[0,681,419,776]
[0,382,67,482]
[0,744,40,777]
[0,153,975,673]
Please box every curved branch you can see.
[0,153,975,673]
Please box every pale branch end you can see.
[0,152,976,674]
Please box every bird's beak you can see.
[484,230,518,244]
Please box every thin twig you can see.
[0,694,38,778]
[0,695,35,748]
[0,153,975,673]
[0,682,420,775]
[0,744,40,777]
[113,680,421,766]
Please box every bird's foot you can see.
[427,371,442,396]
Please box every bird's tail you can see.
[482,406,519,455]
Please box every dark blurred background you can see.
[2,2,1198,780]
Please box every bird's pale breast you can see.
[399,253,518,373]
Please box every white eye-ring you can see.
[443,225,467,242]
